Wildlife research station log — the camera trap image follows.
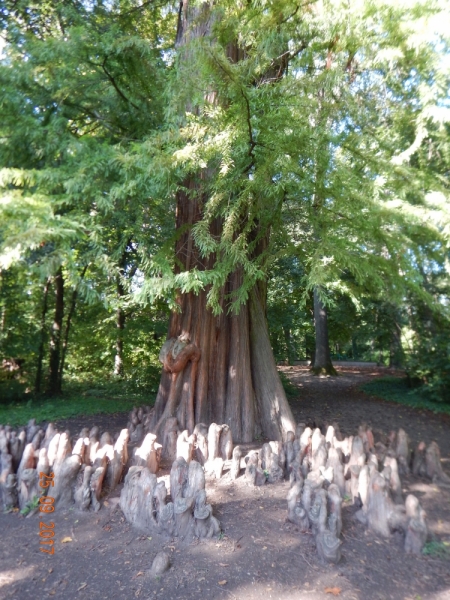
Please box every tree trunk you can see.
[114,275,125,378]
[149,1,296,443]
[311,286,336,375]
[58,266,87,388]
[114,249,136,377]
[47,267,64,396]
[283,326,296,366]
[35,277,51,394]
[389,318,403,368]
[151,186,295,443]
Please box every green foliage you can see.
[278,371,299,400]
[361,377,450,415]
[19,495,41,517]
[1,0,450,405]
[422,541,450,560]
[0,383,151,427]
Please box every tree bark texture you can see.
[151,2,295,443]
[58,265,87,389]
[312,287,336,375]
[151,185,295,443]
[114,254,126,377]
[47,267,64,396]
[35,277,51,394]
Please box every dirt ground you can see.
[1,366,450,600]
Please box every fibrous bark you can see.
[147,0,296,445]
[412,441,427,477]
[404,494,428,555]
[120,457,219,540]
[194,489,221,538]
[75,465,94,510]
[395,428,410,476]
[230,445,242,480]
[52,455,82,508]
[176,430,195,464]
[260,443,284,483]
[10,430,26,472]
[105,428,129,490]
[383,456,403,504]
[287,480,309,531]
[120,467,158,531]
[193,423,209,465]
[18,468,40,514]
[47,266,64,396]
[245,451,265,486]
[311,287,337,376]
[425,441,450,484]
[134,433,162,474]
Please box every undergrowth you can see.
[422,541,450,560]
[361,377,450,416]
[279,371,299,399]
[0,380,155,427]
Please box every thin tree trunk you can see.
[113,251,136,378]
[114,277,126,378]
[58,265,87,388]
[283,326,296,365]
[47,267,64,396]
[311,286,336,375]
[35,277,51,394]
[0,270,6,338]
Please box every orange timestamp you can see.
[39,471,55,555]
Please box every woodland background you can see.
[0,0,450,425]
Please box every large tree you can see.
[1,0,449,417]
[148,0,297,442]
[146,0,450,440]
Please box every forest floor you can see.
[1,366,450,600]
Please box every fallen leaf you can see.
[262,546,267,550]
[104,501,109,507]
[48,569,53,574]
[147,537,152,541]
[218,580,227,586]
[77,583,87,591]
[325,587,341,596]
[219,563,229,567]
[61,537,72,543]
[136,572,144,577]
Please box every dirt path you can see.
[1,367,449,600]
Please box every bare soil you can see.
[1,366,450,600]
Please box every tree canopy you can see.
[1,0,449,409]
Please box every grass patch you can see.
[361,376,450,416]
[422,541,450,560]
[0,381,155,427]
[279,371,299,400]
